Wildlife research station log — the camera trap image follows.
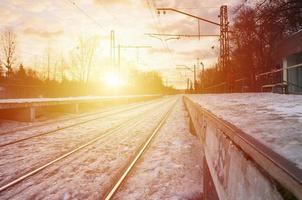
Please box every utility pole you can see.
[176,64,197,91]
[54,60,57,81]
[219,5,229,72]
[200,61,205,93]
[61,57,64,82]
[110,30,115,70]
[198,20,201,40]
[194,64,196,90]
[187,78,190,92]
[116,44,121,73]
[47,49,50,81]
[157,6,230,89]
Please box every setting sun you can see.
[104,73,122,88]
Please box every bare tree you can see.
[70,36,98,83]
[1,29,17,77]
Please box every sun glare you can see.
[104,73,122,88]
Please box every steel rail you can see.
[0,98,175,193]
[103,99,178,200]
[183,96,302,199]
[0,98,168,148]
[0,97,163,136]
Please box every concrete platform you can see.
[184,94,302,200]
[0,95,161,121]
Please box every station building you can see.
[278,29,302,93]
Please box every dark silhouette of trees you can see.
[0,63,4,78]
[16,64,26,80]
[0,62,175,98]
[200,0,302,93]
[127,70,167,94]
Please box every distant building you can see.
[277,29,302,94]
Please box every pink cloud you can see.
[23,28,63,38]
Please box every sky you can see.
[0,0,240,89]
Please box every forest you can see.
[200,0,302,93]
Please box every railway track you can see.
[0,98,173,187]
[0,97,168,148]
[0,98,177,197]
[103,98,177,200]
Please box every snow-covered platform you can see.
[0,95,161,121]
[184,93,302,200]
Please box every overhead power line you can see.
[145,0,177,66]
[66,0,106,32]
[145,33,220,38]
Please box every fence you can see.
[0,83,47,99]
[203,82,227,93]
[201,63,302,94]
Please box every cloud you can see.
[177,48,217,59]
[10,0,50,13]
[0,4,21,25]
[93,0,132,6]
[23,28,64,38]
[156,19,197,34]
[148,47,174,54]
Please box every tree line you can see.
[0,30,176,98]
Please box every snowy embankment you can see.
[187,93,302,169]
[114,100,203,200]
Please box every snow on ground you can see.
[0,99,170,187]
[0,119,31,132]
[0,98,174,199]
[113,100,203,200]
[187,93,302,169]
